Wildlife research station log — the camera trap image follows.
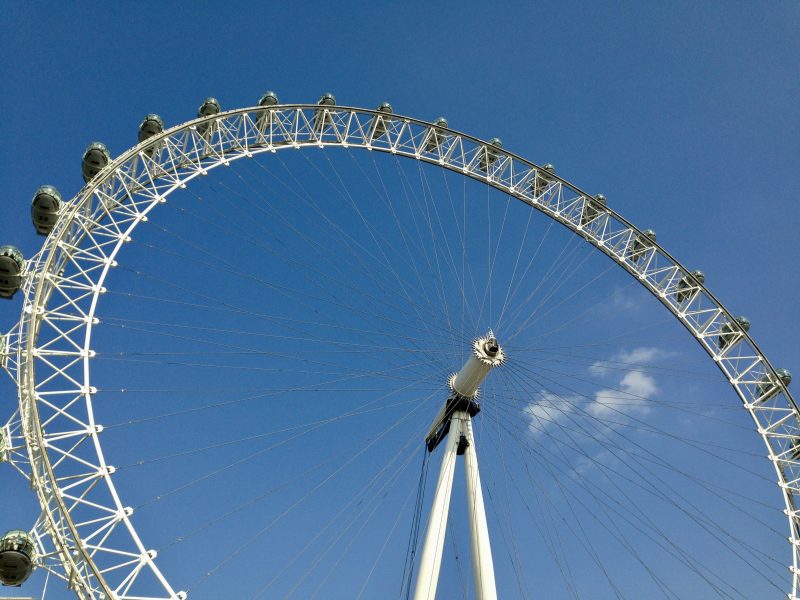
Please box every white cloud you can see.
[521,346,664,439]
[610,286,648,312]
[586,345,664,419]
[621,369,657,397]
[588,370,657,419]
[522,390,576,437]
[589,346,668,376]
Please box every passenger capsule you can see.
[0,246,25,300]
[371,102,393,139]
[318,92,336,107]
[676,270,705,303]
[197,97,221,118]
[314,93,336,130]
[756,367,792,398]
[581,193,607,226]
[137,114,164,157]
[0,529,36,586]
[628,229,656,263]
[31,185,62,236]
[81,142,111,183]
[258,91,280,107]
[256,91,279,132]
[532,164,556,197]
[196,97,220,136]
[478,138,503,172]
[424,117,449,152]
[138,114,164,143]
[718,315,750,350]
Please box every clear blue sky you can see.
[1,2,798,599]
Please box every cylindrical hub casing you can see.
[450,335,504,398]
[451,356,492,398]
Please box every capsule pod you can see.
[676,270,705,303]
[314,93,336,130]
[581,193,607,226]
[196,97,220,136]
[82,142,111,183]
[0,246,25,300]
[628,229,656,263]
[478,138,503,172]
[317,92,336,106]
[423,117,449,152]
[137,114,164,157]
[256,91,279,132]
[756,367,792,399]
[138,114,164,143]
[371,102,393,139]
[197,97,220,118]
[31,185,62,236]
[0,529,36,586]
[532,164,555,197]
[258,91,279,107]
[718,315,750,350]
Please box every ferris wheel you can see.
[0,93,797,599]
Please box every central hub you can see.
[448,333,505,399]
[426,332,505,452]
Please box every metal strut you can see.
[414,334,503,600]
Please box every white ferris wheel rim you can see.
[7,102,798,599]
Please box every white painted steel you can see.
[415,411,497,600]
[1,102,797,598]
[450,335,504,398]
[413,415,460,600]
[462,415,497,600]
[450,355,491,398]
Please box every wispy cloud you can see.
[608,285,649,312]
[588,369,657,419]
[522,390,577,437]
[589,346,669,376]
[523,346,666,434]
[587,346,664,419]
[521,346,667,478]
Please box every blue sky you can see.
[1,3,799,599]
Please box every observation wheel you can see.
[0,93,797,599]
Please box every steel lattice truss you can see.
[2,104,798,599]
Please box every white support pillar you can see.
[413,412,461,600]
[415,332,503,599]
[462,415,497,600]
